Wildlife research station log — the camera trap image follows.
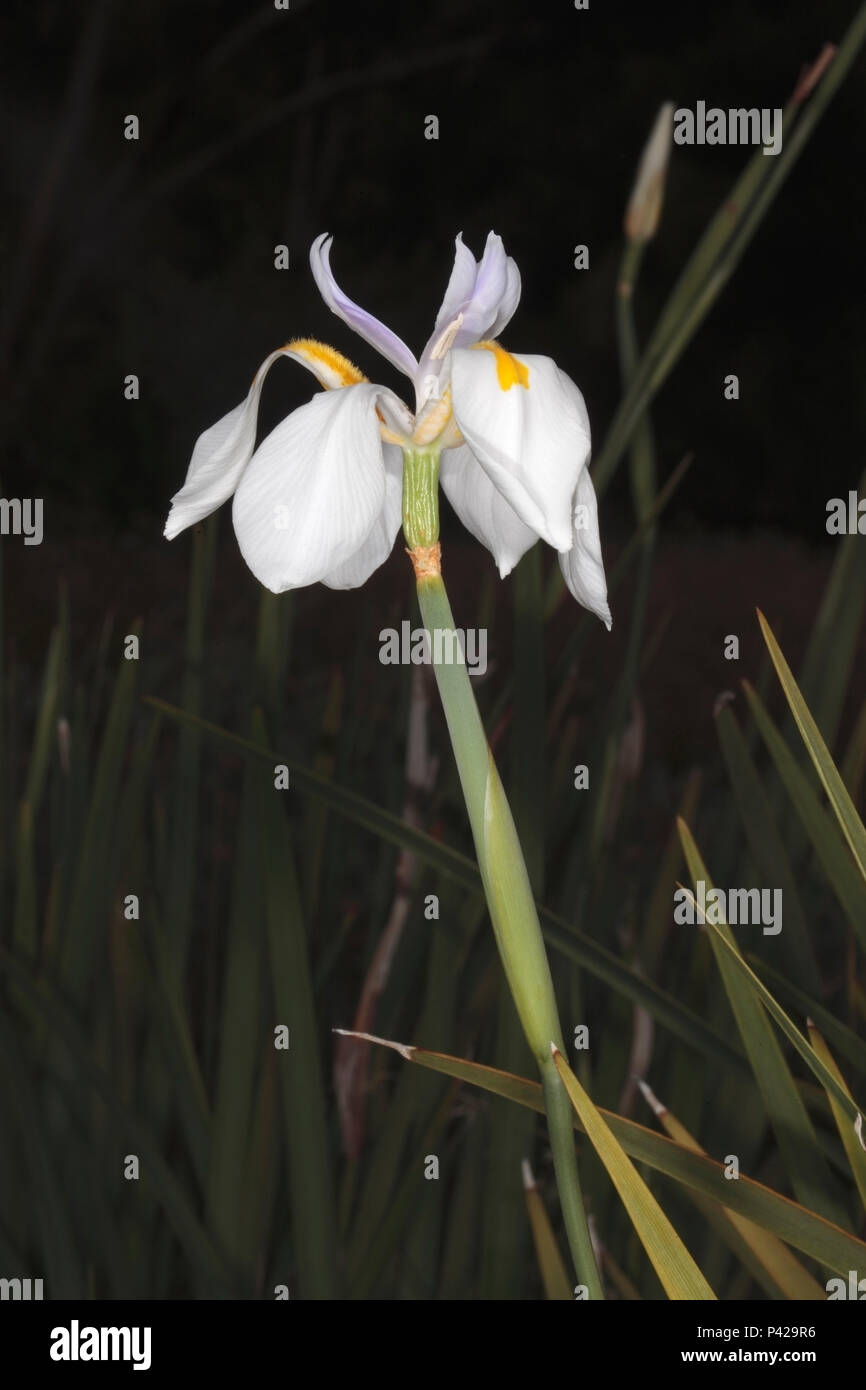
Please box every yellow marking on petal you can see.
[286,337,368,389]
[473,340,530,390]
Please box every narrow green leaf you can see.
[145,697,749,1075]
[551,1048,715,1299]
[256,711,340,1301]
[807,1022,866,1213]
[335,1031,866,1276]
[678,818,859,1228]
[638,1081,825,1300]
[523,1160,573,1300]
[743,679,866,950]
[758,608,866,888]
[715,702,818,986]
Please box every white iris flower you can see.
[165,232,610,628]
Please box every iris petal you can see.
[232,383,388,591]
[440,444,538,577]
[558,468,612,628]
[450,346,590,552]
[164,347,294,540]
[310,234,419,382]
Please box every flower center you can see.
[412,388,454,447]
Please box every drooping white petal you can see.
[559,468,611,629]
[322,444,404,589]
[450,345,591,552]
[231,383,388,592]
[310,234,419,382]
[440,444,538,577]
[284,338,414,439]
[164,347,293,539]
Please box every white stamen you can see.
[429,312,464,361]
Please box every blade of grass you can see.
[551,1046,715,1299]
[145,696,749,1076]
[743,679,866,950]
[679,838,864,1123]
[807,1022,866,1213]
[758,608,866,887]
[715,701,818,986]
[336,1031,866,1275]
[637,1079,825,1299]
[744,955,866,1080]
[256,710,340,1300]
[678,818,853,1226]
[523,1159,573,1300]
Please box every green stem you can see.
[402,448,441,548]
[415,568,603,1298]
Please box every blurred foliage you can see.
[1,0,865,531]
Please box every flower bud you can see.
[625,102,675,243]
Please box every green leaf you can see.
[145,696,749,1075]
[638,1081,825,1300]
[678,818,859,1228]
[758,608,866,889]
[523,1160,573,1300]
[334,1032,866,1276]
[807,1022,866,1214]
[550,1048,715,1299]
[742,679,866,951]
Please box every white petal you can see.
[440,444,537,577]
[559,468,611,629]
[450,346,591,552]
[165,347,292,539]
[231,383,388,592]
[322,444,404,589]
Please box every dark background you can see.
[2,0,863,522]
[1,0,864,753]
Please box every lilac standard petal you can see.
[431,233,479,334]
[310,234,419,382]
[487,256,522,338]
[417,233,522,407]
[453,232,509,344]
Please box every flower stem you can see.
[414,568,603,1298]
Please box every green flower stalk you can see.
[404,452,603,1297]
